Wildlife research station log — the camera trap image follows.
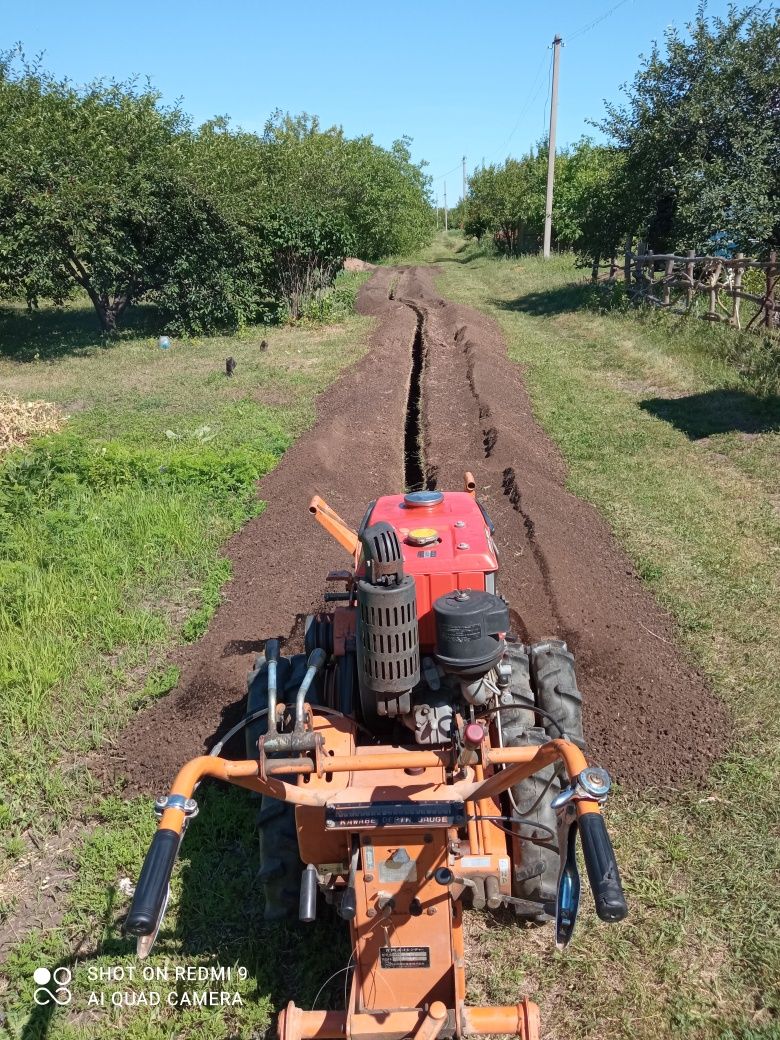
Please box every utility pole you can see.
[435,202,439,230]
[444,182,448,232]
[543,34,562,259]
[462,155,466,202]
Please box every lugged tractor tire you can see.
[505,726,562,922]
[256,796,303,922]
[498,646,559,922]
[529,639,585,749]
[245,651,311,921]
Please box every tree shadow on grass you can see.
[491,282,593,316]
[0,302,160,363]
[640,389,780,438]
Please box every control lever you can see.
[551,767,627,948]
[339,841,360,920]
[124,794,198,956]
[263,647,326,754]
[264,639,281,737]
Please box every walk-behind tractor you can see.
[125,477,627,1040]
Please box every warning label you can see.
[380,947,430,969]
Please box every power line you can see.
[567,0,633,42]
[501,51,547,150]
[433,160,462,182]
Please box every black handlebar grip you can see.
[124,829,180,936]
[579,813,628,922]
[339,885,357,920]
[264,638,281,663]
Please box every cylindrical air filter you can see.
[356,576,420,695]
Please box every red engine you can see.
[364,490,499,648]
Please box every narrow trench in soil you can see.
[403,303,426,491]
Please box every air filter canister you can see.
[356,575,420,696]
[434,589,509,677]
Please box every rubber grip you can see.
[340,886,357,920]
[579,813,628,922]
[124,829,180,936]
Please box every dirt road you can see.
[114,265,729,795]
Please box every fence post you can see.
[662,257,674,307]
[591,254,600,283]
[624,235,632,291]
[732,253,744,329]
[707,261,722,322]
[645,249,654,302]
[636,242,646,300]
[765,250,777,329]
[609,255,617,281]
[685,249,695,311]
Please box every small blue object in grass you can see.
[159,336,171,349]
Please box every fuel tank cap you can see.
[407,527,438,546]
[403,490,443,508]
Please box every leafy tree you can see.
[0,53,433,333]
[0,51,239,332]
[599,3,780,255]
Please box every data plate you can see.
[325,800,465,829]
[380,946,430,969]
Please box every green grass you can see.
[416,234,780,1039]
[0,294,370,846]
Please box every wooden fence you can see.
[593,243,780,334]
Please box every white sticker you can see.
[499,858,510,886]
[460,856,490,869]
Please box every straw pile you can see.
[0,397,65,453]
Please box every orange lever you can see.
[309,495,360,555]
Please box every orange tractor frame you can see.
[125,477,627,1040]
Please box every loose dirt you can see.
[110,265,729,796]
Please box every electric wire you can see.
[567,0,633,42]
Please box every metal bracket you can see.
[551,766,611,811]
[154,794,199,821]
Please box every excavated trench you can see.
[105,263,729,797]
[401,300,427,492]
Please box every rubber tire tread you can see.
[505,726,561,921]
[529,640,585,748]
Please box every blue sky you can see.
[6,0,738,203]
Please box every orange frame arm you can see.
[156,738,599,834]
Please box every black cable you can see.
[468,815,556,841]
[478,700,567,738]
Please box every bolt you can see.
[426,907,437,916]
[325,819,335,828]
[367,908,377,918]
[454,520,465,528]
[457,542,469,550]
[365,874,374,883]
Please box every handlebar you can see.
[124,829,180,936]
[578,811,628,922]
